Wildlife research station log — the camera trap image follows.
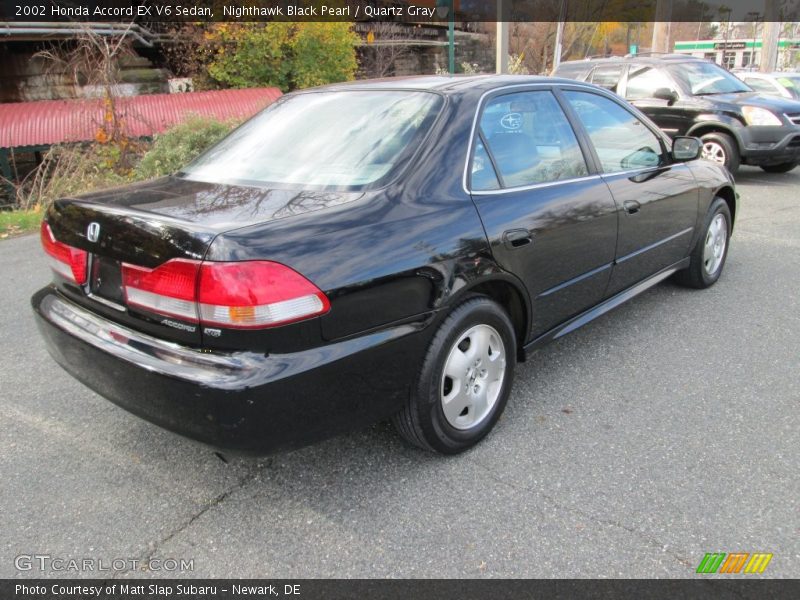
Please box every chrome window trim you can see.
[470,174,603,196]
[463,83,575,195]
[462,82,657,196]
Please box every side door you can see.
[561,88,699,296]
[468,88,618,339]
[622,65,688,136]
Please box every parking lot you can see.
[1,167,798,579]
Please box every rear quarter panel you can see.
[206,93,499,343]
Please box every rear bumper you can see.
[738,127,800,165]
[32,288,431,453]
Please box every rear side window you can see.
[564,91,665,173]
[470,140,501,191]
[470,90,588,191]
[589,65,624,92]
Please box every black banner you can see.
[3,579,800,600]
[2,0,799,23]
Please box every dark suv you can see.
[554,55,800,174]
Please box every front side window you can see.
[564,91,665,173]
[666,61,751,96]
[181,91,443,189]
[625,67,678,100]
[470,90,588,190]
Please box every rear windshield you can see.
[179,90,442,190]
[666,62,751,96]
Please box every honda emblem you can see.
[87,222,101,243]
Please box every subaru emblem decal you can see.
[87,222,101,243]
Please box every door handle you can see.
[623,200,641,215]
[502,229,532,250]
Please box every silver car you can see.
[735,72,800,100]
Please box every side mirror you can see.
[653,87,678,104]
[672,136,702,161]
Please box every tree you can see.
[34,23,137,146]
[360,23,413,79]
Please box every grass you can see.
[0,207,43,239]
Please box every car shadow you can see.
[733,165,800,188]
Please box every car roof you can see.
[306,75,596,94]
[558,54,707,68]
[740,72,800,78]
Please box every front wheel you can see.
[700,132,740,175]
[675,197,732,289]
[761,162,797,173]
[393,297,516,454]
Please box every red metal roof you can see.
[0,88,283,149]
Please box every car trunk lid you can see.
[43,177,361,346]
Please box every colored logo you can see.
[696,552,773,574]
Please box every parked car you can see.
[734,71,800,101]
[33,76,736,455]
[554,54,800,173]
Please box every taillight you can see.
[121,259,329,329]
[40,221,88,285]
[197,261,330,328]
[122,259,200,322]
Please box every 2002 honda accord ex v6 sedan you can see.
[33,76,737,454]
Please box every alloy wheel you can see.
[703,213,728,276]
[440,324,507,430]
[702,141,727,165]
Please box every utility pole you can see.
[448,0,455,74]
[760,0,780,72]
[436,0,456,74]
[650,0,673,53]
[496,0,509,74]
[553,0,567,72]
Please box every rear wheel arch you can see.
[450,277,530,361]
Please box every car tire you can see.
[700,132,740,175]
[675,197,732,289]
[761,162,797,173]
[393,297,516,454]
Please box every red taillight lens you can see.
[198,261,330,328]
[40,221,88,285]
[121,259,329,329]
[122,259,201,322]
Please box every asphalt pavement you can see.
[1,167,798,578]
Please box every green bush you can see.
[290,23,359,89]
[205,22,358,91]
[135,116,235,179]
[206,23,293,91]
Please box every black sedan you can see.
[32,76,736,454]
